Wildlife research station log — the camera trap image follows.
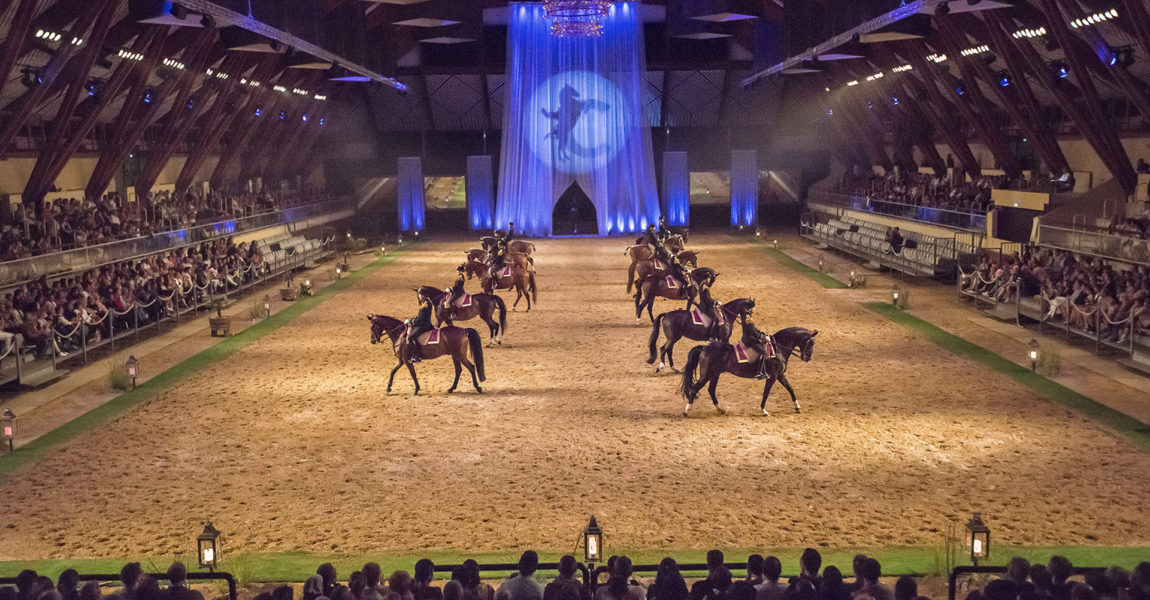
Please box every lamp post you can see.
[583,516,603,569]
[817,256,825,272]
[1028,338,1039,372]
[264,294,271,318]
[892,285,901,307]
[197,522,221,572]
[336,266,342,280]
[965,513,990,565]
[772,239,778,248]
[126,355,138,389]
[2,408,15,452]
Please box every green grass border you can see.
[3,546,1149,582]
[0,248,410,482]
[866,302,1150,451]
[759,245,848,289]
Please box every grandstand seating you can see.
[805,215,978,278]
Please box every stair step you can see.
[19,366,69,388]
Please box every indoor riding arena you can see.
[1,236,1148,560]
[3,0,1150,598]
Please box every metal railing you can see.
[46,239,333,368]
[1037,225,1150,265]
[0,572,236,600]
[801,212,976,280]
[809,189,988,232]
[0,198,351,287]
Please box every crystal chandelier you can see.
[543,0,611,37]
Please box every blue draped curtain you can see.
[466,155,494,231]
[398,157,425,232]
[730,150,758,227]
[662,151,689,226]
[496,2,660,236]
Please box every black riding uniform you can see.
[407,297,434,363]
[444,270,466,321]
[741,320,774,379]
[657,217,672,243]
[697,281,723,341]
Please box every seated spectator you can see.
[894,578,916,600]
[389,572,415,600]
[56,571,79,600]
[318,564,339,598]
[747,556,766,588]
[691,551,728,600]
[464,559,496,600]
[788,549,823,593]
[756,557,787,600]
[545,556,588,600]
[166,562,204,600]
[885,227,904,253]
[851,559,891,600]
[304,577,325,600]
[699,568,733,600]
[818,568,850,600]
[413,560,442,600]
[118,563,143,600]
[648,559,688,600]
[596,556,646,600]
[496,551,545,600]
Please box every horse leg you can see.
[659,332,678,372]
[461,356,482,393]
[778,373,800,412]
[634,288,644,324]
[760,376,777,417]
[448,359,462,393]
[387,362,403,393]
[707,374,725,414]
[626,261,636,294]
[406,362,421,395]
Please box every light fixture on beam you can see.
[1070,9,1117,29]
[118,49,144,61]
[891,64,913,73]
[926,52,948,63]
[960,44,990,57]
[163,58,186,70]
[1012,26,1046,39]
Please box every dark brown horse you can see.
[628,250,700,294]
[415,285,507,346]
[679,327,818,417]
[467,249,533,271]
[633,266,717,324]
[463,260,537,311]
[648,297,756,372]
[480,236,536,256]
[368,314,486,394]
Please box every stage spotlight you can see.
[827,108,834,116]
[254,106,263,116]
[319,118,325,126]
[301,113,308,122]
[891,95,900,106]
[170,3,188,19]
[1052,61,1069,80]
[186,96,195,109]
[955,83,967,96]
[142,88,155,103]
[997,72,1011,87]
[20,67,42,88]
[937,1,950,15]
[278,111,286,120]
[201,14,214,28]
[866,100,873,109]
[1108,49,1119,67]
[85,78,101,97]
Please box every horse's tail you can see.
[466,328,486,382]
[626,260,637,294]
[648,312,665,364]
[492,294,507,335]
[528,271,537,303]
[679,345,704,400]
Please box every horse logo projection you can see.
[527,71,628,174]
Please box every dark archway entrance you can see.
[552,182,598,235]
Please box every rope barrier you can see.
[111,304,136,316]
[0,340,14,362]
[53,319,84,339]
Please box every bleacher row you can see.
[256,231,328,273]
[0,227,333,388]
[804,215,978,278]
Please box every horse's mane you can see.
[370,314,405,330]
[418,285,445,299]
[773,326,815,340]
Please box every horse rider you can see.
[487,233,509,277]
[443,264,467,323]
[697,278,723,342]
[405,289,434,363]
[741,318,776,380]
[668,254,692,293]
[657,216,672,243]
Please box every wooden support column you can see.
[940,17,1068,173]
[0,0,40,101]
[1037,0,1136,191]
[0,0,115,157]
[904,39,1021,177]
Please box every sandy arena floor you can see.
[1,235,1149,560]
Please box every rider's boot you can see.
[409,341,422,363]
[755,357,769,379]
